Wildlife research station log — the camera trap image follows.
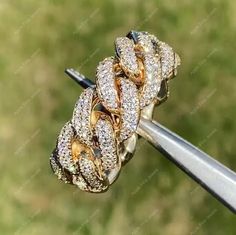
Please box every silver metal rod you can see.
[65,68,236,213]
[138,119,236,213]
[65,68,96,88]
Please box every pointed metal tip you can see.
[65,68,84,82]
[65,68,95,89]
[126,30,139,43]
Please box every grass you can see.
[0,0,236,234]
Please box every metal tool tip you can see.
[65,68,83,81]
[65,68,95,89]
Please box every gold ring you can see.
[50,30,181,193]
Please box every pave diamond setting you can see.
[72,88,94,146]
[136,32,156,53]
[96,57,119,111]
[135,32,162,109]
[50,150,72,184]
[119,78,140,141]
[95,117,119,172]
[159,41,175,79]
[56,121,77,174]
[50,30,181,193]
[72,174,89,191]
[115,37,139,75]
[140,54,161,109]
[79,153,108,192]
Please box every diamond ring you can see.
[50,31,180,193]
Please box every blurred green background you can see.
[0,0,236,234]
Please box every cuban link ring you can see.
[50,30,181,193]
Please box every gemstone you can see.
[96,57,119,111]
[119,78,140,141]
[159,41,175,79]
[135,32,162,108]
[79,153,108,192]
[50,151,72,184]
[72,88,94,146]
[72,174,89,191]
[56,121,77,174]
[136,32,156,53]
[115,37,139,75]
[95,117,118,172]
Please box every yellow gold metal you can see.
[71,139,92,162]
[51,30,181,193]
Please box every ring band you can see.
[50,30,180,193]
